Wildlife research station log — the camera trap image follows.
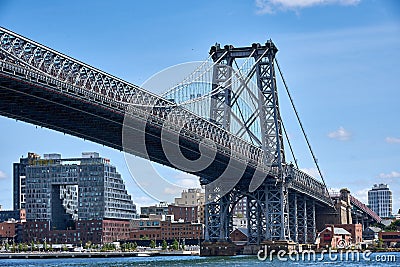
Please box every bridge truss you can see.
[0,27,332,246]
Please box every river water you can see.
[1,252,399,266]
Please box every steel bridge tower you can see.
[202,42,316,253]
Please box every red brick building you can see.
[23,219,132,245]
[379,231,400,247]
[334,224,363,244]
[0,221,17,240]
[230,228,248,245]
[168,205,198,223]
[129,215,203,241]
[317,226,352,249]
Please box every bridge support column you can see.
[306,199,316,243]
[247,188,266,245]
[265,182,290,241]
[204,201,221,242]
[202,194,237,256]
[218,195,231,241]
[289,192,298,242]
[297,195,307,244]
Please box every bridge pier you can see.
[306,198,316,243]
[289,192,298,242]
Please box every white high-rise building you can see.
[368,184,393,218]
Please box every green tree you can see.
[84,241,92,250]
[162,240,168,250]
[171,239,179,250]
[371,222,385,229]
[149,240,156,249]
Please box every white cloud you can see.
[352,188,369,204]
[164,187,183,195]
[0,171,7,179]
[255,0,360,14]
[328,126,351,141]
[378,171,400,179]
[163,173,201,195]
[176,178,200,188]
[385,137,400,144]
[172,173,201,188]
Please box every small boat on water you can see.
[137,253,151,257]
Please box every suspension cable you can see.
[161,51,221,97]
[275,57,335,208]
[173,49,258,106]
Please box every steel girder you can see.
[246,188,266,244]
[204,188,243,242]
[294,194,316,244]
[254,42,285,167]
[210,57,233,129]
[265,182,290,240]
[306,198,316,243]
[289,192,298,242]
[297,194,307,244]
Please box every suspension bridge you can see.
[0,27,379,255]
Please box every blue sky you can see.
[0,0,399,213]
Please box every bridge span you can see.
[0,27,378,254]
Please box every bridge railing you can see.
[349,195,381,222]
[287,166,332,206]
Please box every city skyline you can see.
[0,0,399,212]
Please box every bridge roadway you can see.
[0,27,331,207]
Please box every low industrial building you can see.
[129,214,203,241]
[378,231,400,247]
[317,225,352,249]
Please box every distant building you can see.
[13,152,40,210]
[230,228,248,245]
[379,231,400,247]
[233,197,247,218]
[140,202,169,216]
[174,188,205,223]
[317,226,352,249]
[232,216,247,229]
[129,214,203,241]
[0,209,26,223]
[174,188,205,206]
[0,221,17,243]
[168,204,198,223]
[362,226,381,240]
[232,198,247,230]
[333,223,363,244]
[368,184,393,218]
[15,152,136,245]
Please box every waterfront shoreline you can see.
[0,250,199,259]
